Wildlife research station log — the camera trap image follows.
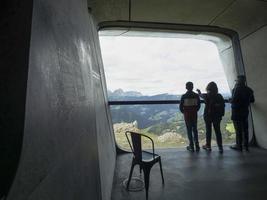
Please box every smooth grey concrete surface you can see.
[89,14,117,200]
[219,46,237,89]
[131,0,234,25]
[91,0,267,38]
[5,0,115,200]
[112,148,267,200]
[210,0,267,39]
[241,26,267,149]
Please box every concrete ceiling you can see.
[210,0,267,39]
[130,0,234,25]
[89,0,267,39]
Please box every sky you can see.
[99,35,230,96]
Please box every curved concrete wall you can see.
[241,26,267,148]
[88,16,117,200]
[6,0,115,199]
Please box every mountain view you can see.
[109,89,235,149]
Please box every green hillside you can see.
[114,111,235,150]
[109,90,234,149]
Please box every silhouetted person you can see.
[180,82,201,152]
[197,82,225,153]
[230,75,255,151]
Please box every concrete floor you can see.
[112,147,267,200]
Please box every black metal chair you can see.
[125,131,164,200]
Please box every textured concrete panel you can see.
[212,0,267,38]
[131,0,233,25]
[27,136,101,200]
[89,0,129,23]
[91,14,116,200]
[88,15,102,75]
[219,46,237,89]
[7,0,115,199]
[90,0,234,25]
[91,0,267,41]
[94,77,116,200]
[241,26,267,149]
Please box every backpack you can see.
[211,94,225,117]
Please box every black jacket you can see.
[231,84,255,120]
[201,93,225,120]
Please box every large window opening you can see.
[99,27,236,150]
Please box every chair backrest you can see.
[125,131,155,162]
[126,131,142,161]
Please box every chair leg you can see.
[159,157,164,185]
[143,166,152,200]
[127,160,135,190]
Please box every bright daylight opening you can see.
[99,34,234,150]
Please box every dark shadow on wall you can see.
[0,0,33,197]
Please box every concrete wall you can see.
[89,16,116,200]
[241,26,267,148]
[6,0,115,199]
[219,46,237,90]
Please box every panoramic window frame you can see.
[98,21,253,152]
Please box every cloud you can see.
[100,36,230,95]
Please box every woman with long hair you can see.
[197,82,225,153]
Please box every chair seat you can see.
[142,151,160,162]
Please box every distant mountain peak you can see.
[110,89,143,97]
[113,89,124,96]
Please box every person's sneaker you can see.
[230,145,242,151]
[202,144,211,151]
[186,146,195,152]
[219,147,224,154]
